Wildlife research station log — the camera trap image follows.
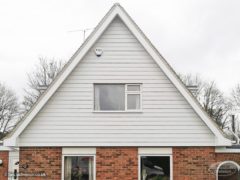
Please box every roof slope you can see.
[4,3,231,146]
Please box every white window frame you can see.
[216,161,239,180]
[93,83,142,112]
[138,154,173,180]
[62,154,96,180]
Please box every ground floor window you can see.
[140,156,171,180]
[64,156,94,180]
[217,161,239,180]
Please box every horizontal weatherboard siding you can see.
[19,17,215,146]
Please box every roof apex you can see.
[4,3,232,147]
[113,3,121,6]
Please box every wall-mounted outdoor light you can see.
[95,48,103,57]
[0,159,3,166]
[21,164,28,169]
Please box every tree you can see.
[230,84,240,133]
[0,83,19,139]
[179,74,232,129]
[22,57,65,112]
[201,81,232,129]
[232,84,240,108]
[178,73,204,100]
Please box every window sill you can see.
[93,110,143,113]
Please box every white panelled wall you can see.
[19,17,215,146]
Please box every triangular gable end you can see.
[4,3,231,146]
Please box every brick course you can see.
[17,146,240,180]
[216,153,240,164]
[19,147,62,180]
[96,147,138,180]
[0,151,8,180]
[173,147,240,180]
[173,147,216,180]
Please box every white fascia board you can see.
[215,137,232,146]
[0,146,12,151]
[215,147,240,153]
[16,142,228,147]
[4,137,18,147]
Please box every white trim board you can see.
[138,148,172,155]
[0,146,18,151]
[62,148,96,155]
[215,147,240,153]
[4,3,231,146]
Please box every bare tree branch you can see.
[22,57,65,113]
[232,84,240,108]
[0,83,19,139]
[179,73,232,130]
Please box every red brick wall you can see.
[19,147,62,180]
[216,153,240,164]
[96,147,138,180]
[16,146,240,180]
[173,147,240,180]
[0,151,8,180]
[173,147,216,180]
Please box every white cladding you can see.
[19,17,215,146]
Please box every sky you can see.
[1,0,240,99]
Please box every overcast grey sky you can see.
[1,0,240,98]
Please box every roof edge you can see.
[4,3,121,144]
[4,3,232,146]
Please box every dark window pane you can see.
[218,162,239,180]
[141,156,170,180]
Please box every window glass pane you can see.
[127,94,140,110]
[64,156,94,180]
[94,84,125,111]
[218,162,239,180]
[141,156,170,180]
[127,85,140,91]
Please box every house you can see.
[1,3,240,180]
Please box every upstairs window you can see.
[94,84,141,111]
